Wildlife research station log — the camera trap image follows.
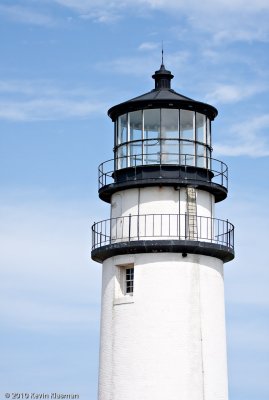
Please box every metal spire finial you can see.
[161,41,164,66]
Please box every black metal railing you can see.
[91,213,234,251]
[98,153,228,190]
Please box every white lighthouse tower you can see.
[91,62,234,400]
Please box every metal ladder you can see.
[186,187,198,240]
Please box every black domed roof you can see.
[108,64,218,121]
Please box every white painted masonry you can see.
[98,253,228,400]
[111,187,214,219]
[98,186,228,400]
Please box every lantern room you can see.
[98,63,227,204]
[115,108,211,169]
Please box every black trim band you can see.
[91,239,235,264]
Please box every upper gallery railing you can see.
[98,153,228,190]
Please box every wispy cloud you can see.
[215,114,269,157]
[96,50,189,77]
[0,80,107,121]
[2,0,268,43]
[205,83,267,104]
[0,99,104,121]
[0,4,55,27]
[53,0,269,43]
[138,42,160,51]
[54,0,124,22]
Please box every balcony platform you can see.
[91,239,234,263]
[91,214,234,263]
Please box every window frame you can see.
[114,263,135,305]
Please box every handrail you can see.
[98,153,228,190]
[91,213,234,251]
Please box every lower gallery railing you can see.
[91,214,234,251]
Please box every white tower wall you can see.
[111,187,214,218]
[98,252,228,400]
[98,186,228,400]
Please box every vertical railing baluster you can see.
[128,214,131,241]
[137,213,140,240]
[226,219,229,246]
[145,214,146,239]
[211,217,213,242]
[134,155,137,181]
[145,214,147,238]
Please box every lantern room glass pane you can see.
[130,110,142,141]
[117,145,128,169]
[207,118,211,147]
[130,141,143,166]
[180,110,194,140]
[196,144,206,168]
[196,113,206,143]
[144,138,160,164]
[144,109,160,139]
[161,140,179,164]
[118,114,128,145]
[180,140,195,166]
[161,109,179,139]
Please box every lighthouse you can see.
[91,62,234,400]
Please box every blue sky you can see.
[0,1,268,399]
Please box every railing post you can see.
[128,213,131,241]
[209,217,212,243]
[137,214,140,240]
[185,212,187,239]
[114,155,116,181]
[92,223,95,249]
[134,155,137,181]
[226,219,229,247]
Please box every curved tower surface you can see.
[91,63,235,400]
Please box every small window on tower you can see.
[125,267,134,295]
[114,264,135,304]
